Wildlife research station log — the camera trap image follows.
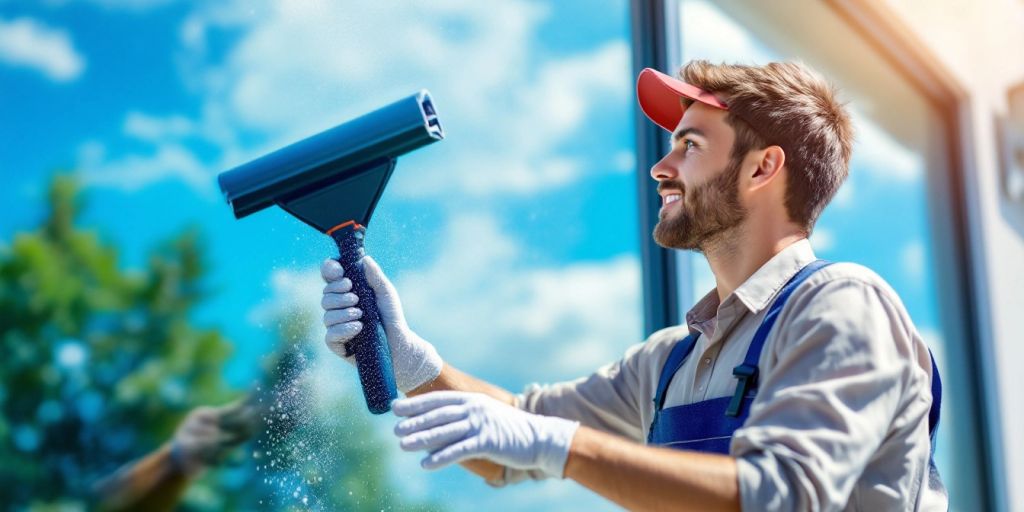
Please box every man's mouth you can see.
[659,192,682,217]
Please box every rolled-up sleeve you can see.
[489,338,659,486]
[517,342,648,440]
[732,278,921,512]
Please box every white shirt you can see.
[502,239,946,511]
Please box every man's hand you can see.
[321,256,443,393]
[169,398,259,476]
[392,391,580,478]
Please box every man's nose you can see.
[650,153,678,182]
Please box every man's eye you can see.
[682,140,696,152]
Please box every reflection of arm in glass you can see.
[93,399,259,511]
[93,443,191,512]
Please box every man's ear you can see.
[750,145,786,186]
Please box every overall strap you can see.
[652,332,701,412]
[726,259,835,417]
[928,350,942,443]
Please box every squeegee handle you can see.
[331,225,398,415]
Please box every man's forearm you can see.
[564,426,740,512]
[405,362,515,482]
[407,362,515,405]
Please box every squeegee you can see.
[217,91,444,414]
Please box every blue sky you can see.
[1,1,638,509]
[0,0,956,508]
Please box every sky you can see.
[0,0,638,509]
[0,0,960,509]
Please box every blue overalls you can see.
[646,260,942,460]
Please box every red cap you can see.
[637,67,729,132]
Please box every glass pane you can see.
[670,0,984,508]
[0,1,638,510]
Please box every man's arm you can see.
[405,363,514,483]
[406,363,514,404]
[565,426,739,512]
[391,391,740,511]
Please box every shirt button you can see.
[703,358,712,365]
[697,384,705,391]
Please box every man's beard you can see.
[653,157,748,252]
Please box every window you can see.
[333,3,642,510]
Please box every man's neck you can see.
[702,222,807,303]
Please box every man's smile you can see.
[659,190,683,216]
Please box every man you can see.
[320,60,945,511]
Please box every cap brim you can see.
[636,68,729,132]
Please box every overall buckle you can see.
[727,364,758,417]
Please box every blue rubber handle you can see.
[331,225,398,414]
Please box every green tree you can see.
[0,175,234,509]
[0,175,444,511]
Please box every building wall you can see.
[879,0,1024,509]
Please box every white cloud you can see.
[810,227,835,252]
[123,111,196,142]
[0,17,84,81]
[395,39,631,198]
[79,105,251,193]
[679,0,777,64]
[900,239,926,286]
[244,212,643,385]
[613,149,635,174]
[395,213,642,381]
[831,179,855,208]
[247,267,326,329]
[851,109,924,183]
[77,139,213,193]
[81,0,176,10]
[85,0,631,196]
[198,1,557,136]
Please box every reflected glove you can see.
[170,398,259,476]
[392,391,580,478]
[321,256,443,393]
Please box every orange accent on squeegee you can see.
[326,220,364,235]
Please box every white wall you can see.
[879,1,1024,510]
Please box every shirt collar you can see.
[732,238,817,314]
[684,238,817,331]
[685,288,720,336]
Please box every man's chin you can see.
[653,222,697,251]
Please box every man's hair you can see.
[678,60,854,232]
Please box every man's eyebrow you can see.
[672,127,706,143]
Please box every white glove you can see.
[170,399,259,476]
[321,256,443,393]
[392,391,580,478]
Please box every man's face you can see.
[651,102,748,251]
